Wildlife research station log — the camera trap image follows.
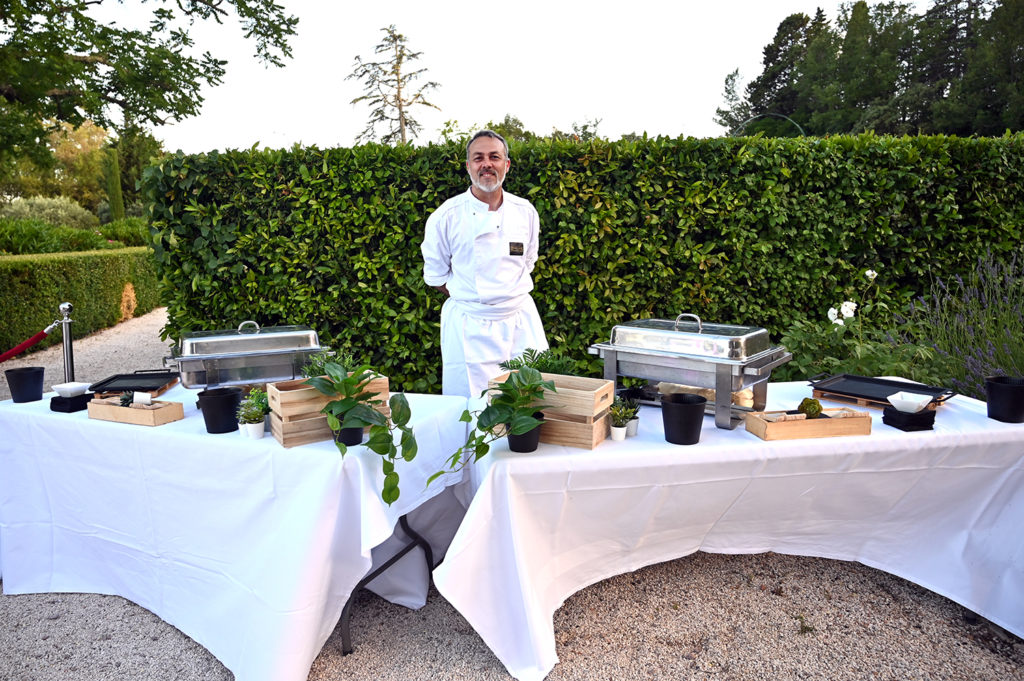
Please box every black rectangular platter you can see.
[809,374,955,404]
[89,370,180,394]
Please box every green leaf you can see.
[390,392,411,427]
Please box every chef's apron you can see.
[440,294,548,399]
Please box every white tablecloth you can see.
[433,381,1024,681]
[0,386,468,681]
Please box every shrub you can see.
[98,217,150,247]
[0,218,123,255]
[0,247,160,354]
[0,195,99,230]
[143,135,1024,392]
[901,251,1024,400]
[97,199,145,224]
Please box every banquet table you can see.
[0,385,469,681]
[433,381,1024,681]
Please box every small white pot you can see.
[240,421,266,439]
[626,418,639,437]
[610,425,627,441]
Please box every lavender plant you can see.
[902,251,1024,400]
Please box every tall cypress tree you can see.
[104,147,126,222]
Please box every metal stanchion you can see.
[58,302,75,382]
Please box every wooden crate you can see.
[267,375,389,422]
[539,411,610,450]
[87,398,184,427]
[745,408,871,441]
[269,405,392,449]
[270,412,333,448]
[488,372,613,424]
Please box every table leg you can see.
[339,514,434,655]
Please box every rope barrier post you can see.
[58,302,75,382]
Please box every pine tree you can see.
[347,25,440,145]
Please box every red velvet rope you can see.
[0,330,50,364]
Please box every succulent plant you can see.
[798,397,823,418]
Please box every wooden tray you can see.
[488,372,614,424]
[87,398,184,427]
[745,408,871,441]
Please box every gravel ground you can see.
[2,307,1022,680]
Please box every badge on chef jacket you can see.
[509,242,525,256]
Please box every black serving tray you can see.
[808,374,955,407]
[89,369,180,396]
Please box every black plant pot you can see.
[507,412,544,453]
[986,375,1024,423]
[5,366,45,403]
[335,426,364,446]
[661,393,707,445]
[197,387,243,433]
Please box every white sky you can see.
[140,0,929,153]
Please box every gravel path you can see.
[2,307,1022,680]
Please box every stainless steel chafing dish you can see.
[588,313,791,429]
[165,320,324,388]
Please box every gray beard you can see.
[471,173,504,194]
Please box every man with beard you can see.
[421,129,548,398]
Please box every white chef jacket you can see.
[422,188,548,398]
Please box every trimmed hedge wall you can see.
[0,247,160,354]
[143,134,1024,392]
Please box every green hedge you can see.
[0,218,126,254]
[143,134,1024,392]
[0,247,160,355]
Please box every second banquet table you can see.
[0,385,469,681]
[433,381,1024,681]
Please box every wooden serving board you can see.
[745,408,871,440]
[87,398,184,427]
[811,389,938,411]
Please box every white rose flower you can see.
[865,269,878,281]
[827,307,844,325]
[840,300,857,318]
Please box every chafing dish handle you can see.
[238,320,261,333]
[742,351,793,377]
[674,313,703,333]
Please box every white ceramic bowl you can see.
[52,381,91,398]
[887,391,933,413]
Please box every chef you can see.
[421,129,548,398]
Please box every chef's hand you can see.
[434,284,450,297]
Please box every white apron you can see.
[440,294,548,399]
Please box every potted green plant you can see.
[621,396,641,437]
[245,386,271,432]
[609,400,631,441]
[237,395,267,439]
[498,347,577,375]
[429,367,555,485]
[304,362,416,505]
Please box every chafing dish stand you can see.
[590,314,792,429]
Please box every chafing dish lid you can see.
[174,320,321,359]
[607,314,771,361]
